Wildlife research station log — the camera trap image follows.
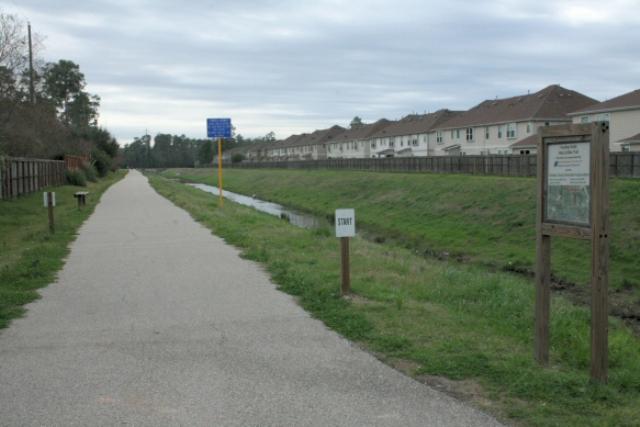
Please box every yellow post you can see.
[217,138,224,207]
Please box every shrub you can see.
[231,153,245,164]
[65,169,87,187]
[81,163,98,182]
[92,149,112,177]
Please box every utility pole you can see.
[28,23,36,104]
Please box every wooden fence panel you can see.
[225,152,639,179]
[0,157,66,200]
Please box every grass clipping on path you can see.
[149,174,640,427]
[0,171,126,329]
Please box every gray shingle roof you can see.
[570,89,640,115]
[368,109,463,138]
[436,85,597,129]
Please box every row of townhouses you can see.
[220,85,640,162]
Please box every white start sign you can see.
[335,209,355,237]
[43,192,56,207]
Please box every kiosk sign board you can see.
[535,122,610,383]
[545,139,591,227]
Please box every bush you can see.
[92,149,112,177]
[231,153,245,164]
[65,169,87,187]
[81,163,98,182]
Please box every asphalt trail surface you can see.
[0,170,502,426]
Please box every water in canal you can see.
[188,183,324,229]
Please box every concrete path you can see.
[0,171,502,426]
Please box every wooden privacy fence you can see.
[228,152,640,178]
[0,157,66,200]
[65,154,89,171]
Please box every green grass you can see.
[0,171,126,329]
[159,167,640,296]
[148,172,640,427]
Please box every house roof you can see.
[509,134,538,149]
[619,132,640,144]
[331,119,392,144]
[274,125,346,149]
[436,85,597,130]
[570,89,640,115]
[369,109,463,138]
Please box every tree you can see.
[67,91,100,130]
[350,116,363,129]
[43,60,86,124]
[264,131,276,142]
[0,13,27,74]
[197,139,213,165]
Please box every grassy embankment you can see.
[0,171,126,329]
[160,168,640,298]
[148,172,640,427]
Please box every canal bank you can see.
[146,171,640,426]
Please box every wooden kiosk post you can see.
[535,122,610,383]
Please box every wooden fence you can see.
[228,152,640,178]
[0,157,66,200]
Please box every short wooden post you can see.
[341,237,350,296]
[47,192,55,234]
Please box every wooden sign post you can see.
[535,122,610,383]
[335,209,356,296]
[218,138,224,207]
[206,118,232,208]
[43,191,56,234]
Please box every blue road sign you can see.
[207,118,232,139]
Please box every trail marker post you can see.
[335,209,355,296]
[535,122,610,383]
[206,118,232,207]
[43,191,56,234]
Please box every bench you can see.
[73,191,89,208]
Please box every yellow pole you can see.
[217,138,224,207]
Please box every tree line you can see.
[121,131,277,168]
[0,11,118,174]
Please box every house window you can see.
[485,127,489,139]
[498,127,503,138]
[507,123,516,139]
[598,113,610,122]
[526,123,531,133]
[437,131,443,144]
[466,128,473,142]
[455,129,460,139]
[450,130,455,139]
[413,138,418,146]
[581,116,590,123]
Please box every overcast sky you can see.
[4,0,640,144]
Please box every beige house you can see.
[366,110,462,158]
[431,85,597,156]
[569,89,640,152]
[326,119,391,159]
[262,126,346,161]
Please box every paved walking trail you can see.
[0,171,501,426]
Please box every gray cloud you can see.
[4,0,640,143]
